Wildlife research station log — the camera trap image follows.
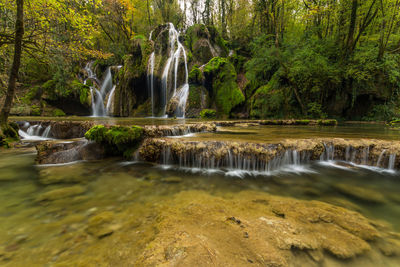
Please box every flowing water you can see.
[148,23,189,118]
[84,63,119,117]
[1,121,400,265]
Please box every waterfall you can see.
[84,63,117,117]
[18,123,52,140]
[147,52,155,117]
[376,150,386,167]
[148,23,189,118]
[389,154,396,170]
[320,143,335,161]
[106,85,116,115]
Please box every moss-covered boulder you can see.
[185,24,228,66]
[203,57,245,118]
[85,125,144,158]
[250,84,285,119]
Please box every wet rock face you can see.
[139,138,400,170]
[35,140,105,165]
[113,39,152,117]
[136,190,400,266]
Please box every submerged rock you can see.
[333,183,387,204]
[35,140,105,165]
[86,211,117,238]
[36,185,86,202]
[136,190,399,266]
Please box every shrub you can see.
[200,109,217,119]
[53,109,66,117]
[31,105,41,116]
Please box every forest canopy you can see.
[1,0,400,120]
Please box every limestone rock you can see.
[333,183,387,204]
[136,190,394,266]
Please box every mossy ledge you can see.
[85,125,144,158]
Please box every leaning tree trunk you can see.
[0,0,24,131]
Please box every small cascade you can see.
[84,63,119,117]
[159,145,310,175]
[106,85,116,115]
[148,23,189,118]
[376,150,386,167]
[389,154,396,170]
[147,52,155,117]
[18,123,52,140]
[320,143,335,161]
[141,138,398,176]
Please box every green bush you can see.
[30,105,41,116]
[200,109,217,119]
[85,125,144,158]
[53,109,66,117]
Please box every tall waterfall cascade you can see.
[84,63,121,117]
[147,23,189,118]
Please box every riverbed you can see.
[1,120,400,266]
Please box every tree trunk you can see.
[0,0,24,130]
[345,0,358,58]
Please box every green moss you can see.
[85,125,107,143]
[317,119,338,126]
[200,109,216,119]
[53,109,66,117]
[85,125,143,158]
[189,65,203,84]
[250,84,284,119]
[30,105,41,116]
[204,57,244,117]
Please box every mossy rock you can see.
[85,125,144,158]
[204,57,244,118]
[188,65,204,84]
[250,84,284,119]
[185,24,228,65]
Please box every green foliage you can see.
[71,79,90,105]
[204,57,245,117]
[53,109,66,117]
[200,109,217,119]
[363,103,400,122]
[188,65,203,84]
[85,125,144,158]
[22,86,41,104]
[250,84,285,119]
[307,103,327,119]
[30,105,41,116]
